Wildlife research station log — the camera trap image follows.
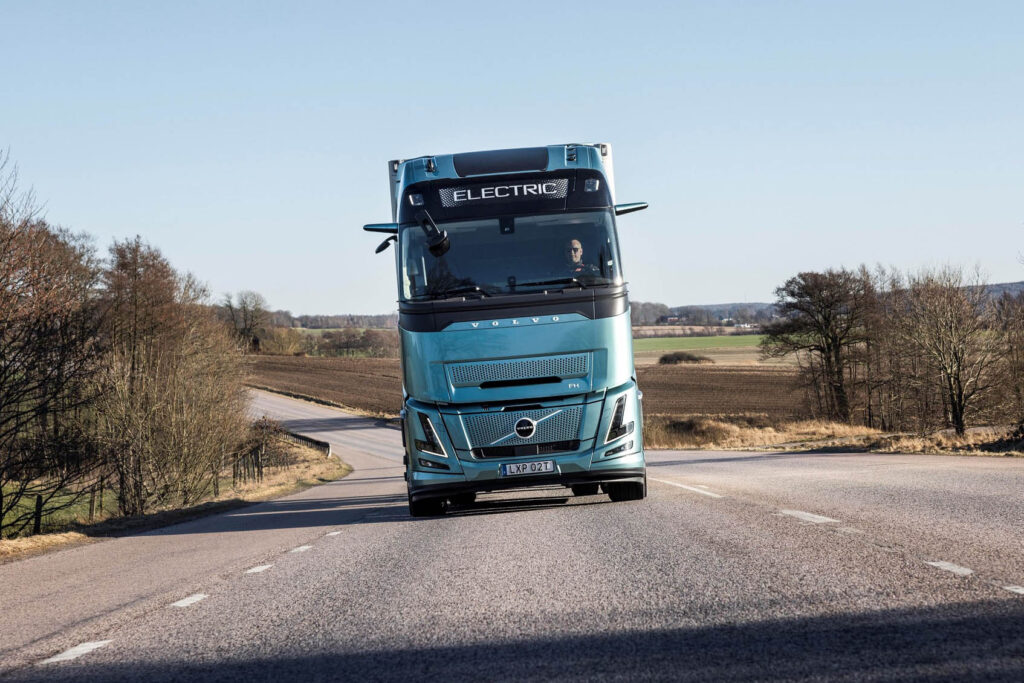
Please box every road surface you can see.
[1,389,1022,681]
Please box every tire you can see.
[570,484,600,496]
[449,492,476,506]
[606,478,646,502]
[408,495,447,517]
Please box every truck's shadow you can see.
[447,488,609,517]
[17,598,1024,681]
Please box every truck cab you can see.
[365,144,647,516]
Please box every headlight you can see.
[605,396,635,443]
[414,411,448,457]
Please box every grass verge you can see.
[644,414,881,450]
[870,427,1024,457]
[0,442,350,564]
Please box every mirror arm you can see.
[364,223,399,234]
[614,202,649,217]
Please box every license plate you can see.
[500,460,555,477]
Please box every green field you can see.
[633,335,765,351]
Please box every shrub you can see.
[659,351,712,364]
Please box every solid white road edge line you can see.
[40,640,113,664]
[1002,585,1024,595]
[925,561,974,577]
[649,477,724,498]
[290,545,313,553]
[245,564,273,574]
[170,593,208,608]
[780,509,840,524]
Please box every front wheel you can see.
[606,478,646,502]
[408,494,447,517]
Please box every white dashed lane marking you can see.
[326,531,342,536]
[290,545,313,553]
[170,593,208,608]
[650,478,724,498]
[780,509,840,524]
[925,561,974,577]
[1002,585,1024,595]
[40,640,112,664]
[245,564,273,574]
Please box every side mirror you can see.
[375,236,397,254]
[614,202,648,216]
[364,223,399,234]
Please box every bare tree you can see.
[0,158,103,536]
[892,267,999,436]
[995,292,1024,428]
[761,269,870,422]
[99,241,249,515]
[222,291,268,353]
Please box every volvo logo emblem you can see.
[514,418,536,439]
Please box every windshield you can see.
[399,210,623,301]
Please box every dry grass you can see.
[0,442,348,564]
[872,427,1024,456]
[644,414,881,450]
[221,441,350,503]
[0,531,94,563]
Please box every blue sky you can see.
[3,1,1022,314]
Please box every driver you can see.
[565,238,599,277]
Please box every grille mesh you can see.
[463,407,583,448]
[449,354,588,387]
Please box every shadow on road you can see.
[447,488,612,517]
[18,598,1024,681]
[141,492,414,535]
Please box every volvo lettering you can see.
[364,144,649,516]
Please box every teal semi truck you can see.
[365,143,648,516]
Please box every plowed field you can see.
[248,356,403,417]
[636,364,804,418]
[249,357,804,420]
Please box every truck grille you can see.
[449,354,589,388]
[462,406,583,449]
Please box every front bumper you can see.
[407,450,645,503]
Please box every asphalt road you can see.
[2,389,1022,681]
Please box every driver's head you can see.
[566,239,583,264]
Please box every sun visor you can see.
[452,147,549,177]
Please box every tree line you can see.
[0,154,262,538]
[214,292,400,357]
[762,266,1024,436]
[630,300,775,327]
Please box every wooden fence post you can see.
[33,495,43,535]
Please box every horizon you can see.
[278,278,1024,318]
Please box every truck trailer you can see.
[364,143,648,516]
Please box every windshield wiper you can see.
[515,277,587,290]
[431,285,491,299]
